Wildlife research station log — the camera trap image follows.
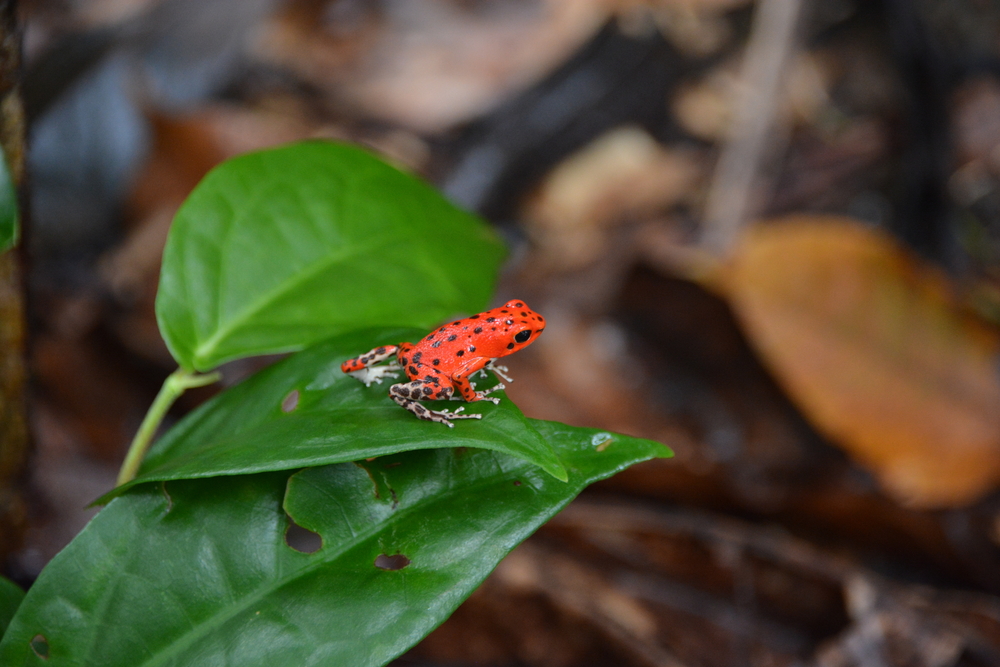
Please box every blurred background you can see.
[4,0,1000,665]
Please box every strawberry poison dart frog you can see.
[341,300,546,427]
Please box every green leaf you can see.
[0,576,24,639]
[0,421,670,667]
[99,328,568,504]
[0,145,18,253]
[156,141,505,372]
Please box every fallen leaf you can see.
[524,126,702,270]
[719,216,1000,508]
[610,0,751,56]
[952,76,1000,169]
[258,0,612,133]
[672,52,832,142]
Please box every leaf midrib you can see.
[191,237,399,368]
[131,459,578,667]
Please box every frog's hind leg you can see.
[408,403,482,428]
[389,381,482,427]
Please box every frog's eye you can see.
[514,330,532,344]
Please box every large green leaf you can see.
[0,421,670,667]
[99,328,567,504]
[156,141,505,372]
[0,576,23,640]
[0,145,18,253]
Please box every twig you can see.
[497,542,691,667]
[0,0,28,568]
[701,0,805,255]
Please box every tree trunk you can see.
[0,0,29,570]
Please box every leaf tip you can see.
[547,463,570,483]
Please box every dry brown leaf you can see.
[75,0,160,28]
[952,76,1000,169]
[609,0,751,56]
[524,126,702,270]
[258,0,612,133]
[719,216,1000,508]
[101,105,319,303]
[673,52,832,142]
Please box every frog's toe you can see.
[348,363,401,386]
[478,383,505,402]
[435,406,483,422]
[486,361,513,383]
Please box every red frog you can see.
[341,300,546,427]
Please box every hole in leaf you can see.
[30,634,49,660]
[374,553,411,570]
[281,389,300,413]
[591,432,614,451]
[284,516,322,554]
[356,460,397,502]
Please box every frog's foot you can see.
[436,406,483,424]
[347,362,401,387]
[476,382,505,405]
[453,381,504,404]
[485,361,513,383]
[452,379,480,400]
[412,404,482,428]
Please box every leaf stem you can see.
[117,368,220,486]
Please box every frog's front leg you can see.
[479,359,514,382]
[389,380,482,427]
[453,366,504,405]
